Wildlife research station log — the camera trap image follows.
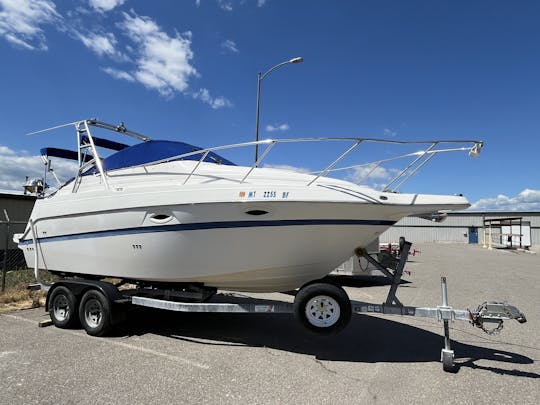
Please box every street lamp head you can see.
[468,142,483,158]
[289,57,304,64]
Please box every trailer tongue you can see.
[354,241,527,372]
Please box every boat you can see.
[16,119,482,292]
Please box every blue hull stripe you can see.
[19,219,396,245]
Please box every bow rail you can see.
[29,119,483,194]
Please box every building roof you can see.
[454,210,540,216]
[0,190,37,201]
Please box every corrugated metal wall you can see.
[381,211,540,247]
[382,225,470,244]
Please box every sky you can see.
[0,0,539,211]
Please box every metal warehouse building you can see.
[1,192,36,269]
[0,192,36,238]
[380,211,540,250]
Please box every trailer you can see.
[32,241,526,373]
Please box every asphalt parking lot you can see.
[1,243,539,404]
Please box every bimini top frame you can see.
[29,119,152,193]
[30,119,483,193]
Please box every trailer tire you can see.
[79,289,112,337]
[294,283,351,335]
[48,286,79,328]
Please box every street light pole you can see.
[254,57,303,164]
[255,71,262,164]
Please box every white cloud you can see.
[470,189,540,211]
[383,128,397,137]
[0,146,15,155]
[266,124,290,132]
[221,39,238,53]
[89,0,126,12]
[263,164,310,174]
[345,164,397,187]
[200,1,266,10]
[76,31,119,57]
[3,5,230,108]
[0,0,61,50]
[101,66,135,81]
[115,11,199,97]
[192,88,232,109]
[3,32,34,49]
[69,10,230,107]
[0,145,77,191]
[217,0,233,11]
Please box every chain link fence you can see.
[1,210,29,291]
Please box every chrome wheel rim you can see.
[84,299,102,328]
[305,295,341,327]
[53,295,70,322]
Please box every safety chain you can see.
[476,318,504,335]
[469,305,505,336]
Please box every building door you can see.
[468,227,478,244]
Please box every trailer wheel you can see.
[79,289,112,337]
[294,283,351,335]
[48,286,79,328]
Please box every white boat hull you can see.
[21,201,404,291]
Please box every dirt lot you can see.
[0,243,538,404]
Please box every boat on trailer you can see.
[17,120,527,370]
[13,120,521,348]
[18,119,482,292]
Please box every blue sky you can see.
[0,0,539,210]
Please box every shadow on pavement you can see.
[113,295,536,378]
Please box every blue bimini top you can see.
[101,140,236,171]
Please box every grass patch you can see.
[2,268,58,289]
[0,269,59,313]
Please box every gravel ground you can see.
[0,243,538,404]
